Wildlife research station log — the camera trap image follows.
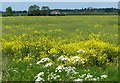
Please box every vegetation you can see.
[2,5,118,17]
[2,16,118,82]
[2,6,13,16]
[27,5,50,16]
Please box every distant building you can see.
[51,11,61,15]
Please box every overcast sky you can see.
[1,0,119,11]
[1,0,120,2]
[2,2,118,11]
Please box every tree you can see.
[6,6,13,16]
[41,6,50,15]
[28,4,40,16]
[118,9,120,15]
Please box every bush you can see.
[2,13,13,17]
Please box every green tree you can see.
[6,6,13,16]
[41,6,50,15]
[118,9,120,15]
[28,4,40,16]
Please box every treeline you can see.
[1,4,120,16]
[2,5,52,16]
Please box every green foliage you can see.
[41,6,50,15]
[6,6,13,16]
[118,9,120,15]
[27,5,50,16]
[28,4,40,16]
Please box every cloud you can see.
[1,0,120,2]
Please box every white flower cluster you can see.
[35,57,108,81]
[101,75,108,78]
[74,78,83,82]
[44,63,53,68]
[71,56,85,64]
[84,73,93,80]
[58,55,85,64]
[35,69,108,81]
[64,66,78,75]
[77,73,107,81]
[48,72,60,80]
[58,55,70,61]
[36,58,50,64]
[35,72,44,81]
[55,65,65,72]
[55,65,78,75]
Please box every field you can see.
[2,16,118,81]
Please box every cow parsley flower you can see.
[35,72,44,82]
[36,72,44,77]
[64,66,77,75]
[36,58,50,64]
[55,65,64,72]
[92,78,97,81]
[48,72,60,80]
[101,75,108,78]
[71,56,80,62]
[58,55,70,61]
[44,63,53,68]
[35,77,44,81]
[74,78,83,82]
[79,74,86,78]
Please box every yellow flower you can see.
[24,57,33,61]
[48,48,58,54]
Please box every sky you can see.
[1,0,120,2]
[1,2,119,11]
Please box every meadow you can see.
[2,16,118,81]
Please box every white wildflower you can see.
[29,63,32,66]
[70,56,85,64]
[58,55,70,61]
[44,63,53,68]
[87,73,93,78]
[74,78,83,82]
[92,78,97,81]
[35,72,44,82]
[101,75,108,78]
[71,56,80,62]
[64,66,77,75]
[36,58,50,64]
[48,72,60,80]
[36,72,44,77]
[77,50,86,53]
[13,70,18,72]
[79,74,86,78]
[55,65,64,72]
[36,77,44,81]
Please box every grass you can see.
[2,16,118,81]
